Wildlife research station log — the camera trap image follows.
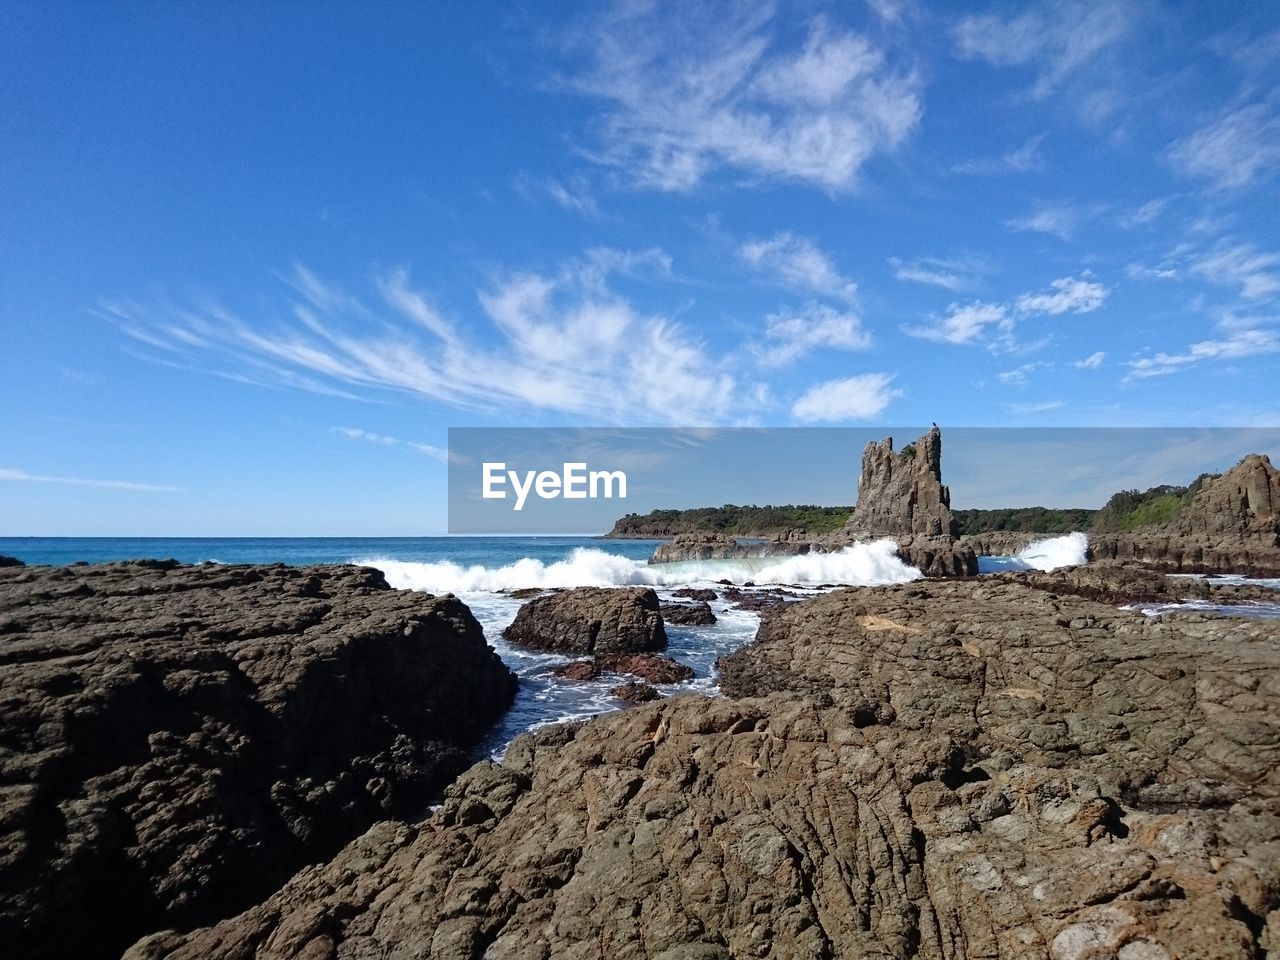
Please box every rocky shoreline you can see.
[0,561,516,960]
[120,565,1279,959]
[2,445,1278,959]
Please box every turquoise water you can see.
[0,536,662,569]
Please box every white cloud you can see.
[903,273,1107,349]
[567,7,922,191]
[1168,102,1280,191]
[1015,275,1108,315]
[904,301,1009,345]
[1007,202,1080,241]
[105,252,746,426]
[740,233,858,302]
[334,427,451,463]
[952,134,1045,175]
[791,373,901,421]
[756,302,869,367]
[1126,262,1179,281]
[1119,197,1170,227]
[1074,351,1106,369]
[546,176,600,217]
[1126,329,1280,379]
[997,362,1046,386]
[1189,242,1280,300]
[0,467,178,492]
[888,255,973,292]
[953,1,1133,99]
[1009,399,1064,414]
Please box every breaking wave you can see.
[1006,532,1088,571]
[362,539,921,594]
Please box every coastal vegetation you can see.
[1090,474,1217,532]
[605,504,1100,537]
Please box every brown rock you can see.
[503,586,667,654]
[552,654,695,684]
[610,681,661,704]
[659,600,717,625]
[0,561,516,960]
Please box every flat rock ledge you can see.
[503,586,667,654]
[0,561,516,960]
[128,572,1280,959]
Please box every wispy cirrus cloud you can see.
[739,232,859,303]
[903,273,1107,348]
[756,302,870,367]
[1074,351,1106,369]
[1007,201,1083,241]
[888,255,979,292]
[103,250,749,426]
[1126,328,1280,380]
[1189,241,1280,300]
[791,372,902,421]
[952,1,1134,100]
[334,427,451,463]
[0,467,178,492]
[952,133,1045,175]
[1168,101,1280,191]
[565,4,922,191]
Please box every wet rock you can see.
[0,555,23,568]
[0,561,516,960]
[672,588,718,602]
[660,600,717,625]
[611,681,661,704]
[504,586,667,654]
[552,654,695,684]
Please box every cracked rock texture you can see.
[1090,453,1280,576]
[130,573,1279,959]
[0,561,516,960]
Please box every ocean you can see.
[7,533,1271,757]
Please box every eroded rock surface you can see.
[0,561,516,960]
[659,600,717,625]
[130,573,1280,959]
[551,653,695,685]
[503,586,667,655]
[1090,453,1280,576]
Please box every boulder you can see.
[504,586,667,654]
[659,600,717,625]
[0,555,23,567]
[552,653,695,685]
[672,588,718,601]
[0,561,516,960]
[610,681,661,704]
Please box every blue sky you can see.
[2,0,1278,535]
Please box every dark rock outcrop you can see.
[672,588,718,602]
[131,573,1279,960]
[0,561,516,960]
[0,555,23,567]
[650,534,804,564]
[843,425,959,538]
[503,586,667,654]
[833,426,978,577]
[659,600,717,625]
[551,653,695,685]
[610,681,661,704]
[1090,453,1280,575]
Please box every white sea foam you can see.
[361,539,920,594]
[1008,532,1088,571]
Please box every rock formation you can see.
[659,600,717,625]
[127,574,1280,959]
[551,653,695,685]
[503,586,667,654]
[832,426,977,576]
[1090,453,1280,576]
[843,425,959,538]
[0,561,516,960]
[0,555,23,567]
[649,430,978,577]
